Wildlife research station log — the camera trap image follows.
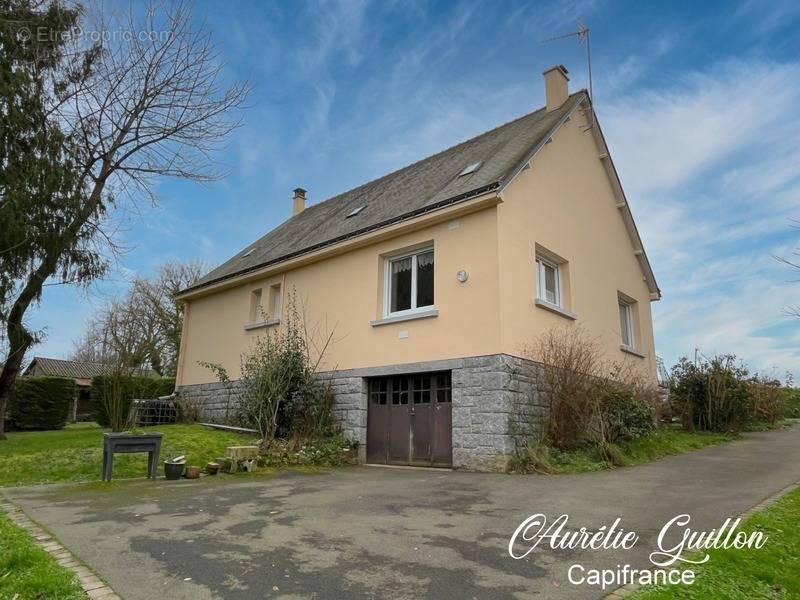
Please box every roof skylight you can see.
[242,248,255,257]
[346,205,366,218]
[458,161,482,177]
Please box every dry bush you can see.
[520,326,657,453]
[748,375,788,425]
[522,326,603,449]
[174,395,204,424]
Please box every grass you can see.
[631,487,800,599]
[513,426,735,474]
[0,509,85,599]
[0,423,259,487]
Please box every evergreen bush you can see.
[9,377,74,430]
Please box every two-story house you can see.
[174,66,660,471]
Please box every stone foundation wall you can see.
[175,380,244,422]
[176,353,549,472]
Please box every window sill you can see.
[534,299,577,320]
[620,345,646,358]
[370,307,439,327]
[244,318,280,331]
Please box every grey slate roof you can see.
[186,92,586,293]
[24,357,156,380]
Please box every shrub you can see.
[670,355,755,432]
[593,385,655,444]
[257,434,357,467]
[91,375,175,430]
[747,375,789,426]
[8,377,75,430]
[519,326,658,450]
[787,388,800,419]
[525,326,604,450]
[235,290,337,450]
[174,395,203,423]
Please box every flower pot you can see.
[164,461,185,480]
[184,466,201,479]
[206,462,220,475]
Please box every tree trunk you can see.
[0,238,67,439]
[0,332,33,441]
[0,314,35,441]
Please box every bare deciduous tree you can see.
[0,1,248,438]
[72,260,206,375]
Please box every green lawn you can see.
[632,487,800,599]
[0,423,259,487]
[518,426,734,474]
[0,509,85,599]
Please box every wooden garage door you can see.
[366,371,452,467]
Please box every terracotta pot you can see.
[184,466,201,479]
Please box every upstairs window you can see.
[249,289,262,322]
[619,298,635,348]
[269,283,282,319]
[387,247,434,315]
[536,256,561,307]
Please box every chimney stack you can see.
[543,65,569,112]
[292,187,306,216]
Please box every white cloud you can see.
[600,59,800,377]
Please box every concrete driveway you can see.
[4,425,800,600]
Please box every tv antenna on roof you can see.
[541,21,594,128]
[541,22,592,102]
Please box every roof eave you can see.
[176,185,502,300]
[499,91,660,301]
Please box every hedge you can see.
[90,376,175,427]
[9,377,75,430]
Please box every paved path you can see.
[5,425,800,600]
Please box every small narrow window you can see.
[536,256,561,307]
[269,283,282,319]
[619,299,634,348]
[386,247,434,316]
[249,289,262,322]
[435,372,451,403]
[391,376,409,405]
[370,379,388,405]
[413,374,431,404]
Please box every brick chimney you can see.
[543,65,569,112]
[292,188,306,216]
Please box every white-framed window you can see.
[249,289,262,322]
[268,283,282,319]
[536,256,561,307]
[385,247,434,316]
[619,298,635,348]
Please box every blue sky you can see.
[31,0,800,378]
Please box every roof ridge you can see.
[299,96,583,215]
[34,356,114,367]
[186,91,588,294]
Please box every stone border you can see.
[0,498,120,600]
[602,479,800,599]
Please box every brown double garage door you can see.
[366,371,452,467]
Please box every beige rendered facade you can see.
[175,68,659,470]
